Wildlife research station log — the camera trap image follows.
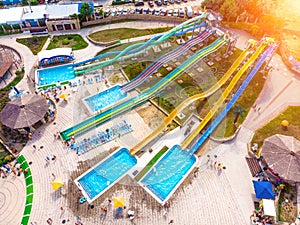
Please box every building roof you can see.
[0,50,14,78]
[0,7,23,25]
[22,4,79,20]
[38,48,73,62]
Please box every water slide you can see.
[73,22,208,68]
[188,43,277,154]
[180,41,268,149]
[130,44,252,155]
[74,15,208,75]
[121,29,214,93]
[60,38,226,141]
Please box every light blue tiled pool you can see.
[76,148,137,201]
[84,85,127,112]
[140,145,197,203]
[37,64,75,86]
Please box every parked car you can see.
[182,0,187,2]
[111,9,116,16]
[135,1,144,6]
[149,8,155,15]
[154,9,161,16]
[167,9,173,16]
[123,8,129,15]
[130,8,136,14]
[193,10,198,16]
[136,8,143,14]
[155,0,162,6]
[160,8,167,16]
[179,8,185,17]
[143,8,149,14]
[148,0,154,7]
[162,0,168,5]
[105,9,111,17]
[173,9,179,17]
[117,8,123,15]
[175,0,181,4]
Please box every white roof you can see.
[45,4,79,19]
[0,7,24,24]
[22,4,79,20]
[38,48,73,61]
[262,199,276,217]
[22,5,46,20]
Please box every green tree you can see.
[80,2,93,21]
[220,0,238,21]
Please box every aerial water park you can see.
[33,12,278,206]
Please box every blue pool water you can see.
[84,85,127,112]
[77,148,137,200]
[140,145,197,202]
[37,64,75,86]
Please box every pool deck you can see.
[1,23,300,225]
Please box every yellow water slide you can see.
[130,43,253,155]
[180,41,267,149]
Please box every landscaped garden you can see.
[47,34,88,50]
[88,27,172,42]
[16,36,48,55]
[251,106,300,148]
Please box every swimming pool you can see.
[75,148,137,202]
[36,64,75,86]
[140,145,197,204]
[83,85,127,113]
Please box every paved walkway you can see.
[0,22,299,225]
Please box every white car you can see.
[130,8,135,14]
[122,8,128,15]
[154,9,161,16]
[179,8,185,18]
[111,9,116,16]
[167,9,173,16]
[173,9,179,17]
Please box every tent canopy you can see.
[0,94,48,129]
[262,199,276,217]
[252,180,275,200]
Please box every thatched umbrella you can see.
[0,94,48,129]
[262,134,300,183]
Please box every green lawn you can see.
[47,34,88,50]
[16,36,48,55]
[89,27,172,42]
[251,106,300,148]
[211,69,267,138]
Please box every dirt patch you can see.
[136,103,166,130]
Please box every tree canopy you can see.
[80,2,93,21]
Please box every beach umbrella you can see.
[113,196,125,208]
[51,177,64,190]
[0,94,48,129]
[252,180,275,200]
[262,134,300,183]
[59,93,69,100]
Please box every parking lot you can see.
[94,0,205,20]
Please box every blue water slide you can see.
[189,44,277,154]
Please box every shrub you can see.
[62,38,70,45]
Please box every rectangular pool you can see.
[83,85,127,113]
[75,148,137,202]
[36,64,75,86]
[140,145,197,204]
